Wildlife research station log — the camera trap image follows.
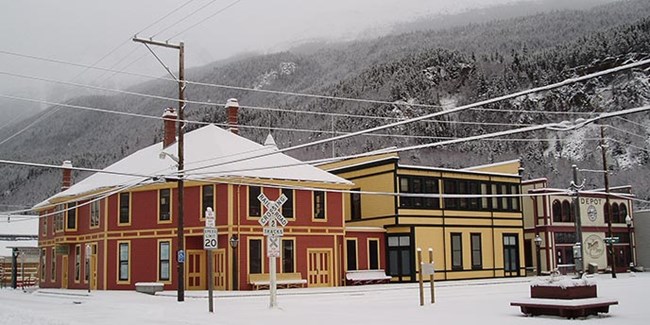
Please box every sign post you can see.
[204,207,217,313]
[418,247,436,306]
[257,193,288,309]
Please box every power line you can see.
[166,0,245,40]
[5,48,647,117]
[0,70,533,128]
[151,0,221,38]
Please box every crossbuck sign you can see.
[258,193,288,258]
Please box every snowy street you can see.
[1,273,648,324]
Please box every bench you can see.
[511,297,618,318]
[345,269,391,285]
[135,282,164,295]
[249,273,307,290]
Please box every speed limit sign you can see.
[203,228,218,250]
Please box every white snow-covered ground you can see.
[1,273,648,325]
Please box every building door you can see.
[90,254,98,290]
[186,250,205,290]
[307,249,332,287]
[503,234,520,277]
[213,249,226,291]
[61,256,68,289]
[387,234,412,282]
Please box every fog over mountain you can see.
[1,0,648,212]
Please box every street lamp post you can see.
[534,235,542,276]
[229,235,239,290]
[626,215,633,272]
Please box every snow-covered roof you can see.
[36,124,351,208]
[0,216,38,257]
[0,215,38,236]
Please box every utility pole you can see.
[572,165,584,277]
[600,126,617,278]
[133,36,186,302]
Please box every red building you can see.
[36,102,385,291]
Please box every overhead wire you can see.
[166,0,245,41]
[0,69,533,128]
[177,58,650,174]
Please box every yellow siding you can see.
[398,209,443,217]
[443,210,491,218]
[399,217,444,225]
[445,218,492,226]
[466,160,521,175]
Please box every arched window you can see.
[612,203,620,223]
[552,200,562,222]
[619,204,628,223]
[569,200,576,222]
[561,200,571,222]
[604,202,610,223]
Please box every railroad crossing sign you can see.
[258,193,288,227]
[267,235,281,257]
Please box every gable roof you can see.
[36,124,351,208]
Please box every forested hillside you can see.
[1,0,650,210]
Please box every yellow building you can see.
[321,153,526,282]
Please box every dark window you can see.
[561,200,571,222]
[282,189,294,218]
[503,234,519,274]
[119,243,129,281]
[619,204,628,224]
[159,241,170,281]
[469,182,480,210]
[351,189,361,221]
[202,185,214,216]
[444,180,458,209]
[471,233,482,269]
[346,240,357,271]
[75,245,80,281]
[612,203,620,223]
[314,191,325,219]
[387,235,411,277]
[451,233,463,270]
[119,193,130,224]
[249,239,262,274]
[400,176,439,209]
[458,181,468,209]
[604,202,611,223]
[369,240,379,269]
[554,232,577,244]
[159,189,170,221]
[491,184,499,210]
[552,200,562,222]
[282,239,294,273]
[66,202,76,229]
[249,186,261,217]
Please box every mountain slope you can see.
[2,0,650,209]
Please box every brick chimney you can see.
[162,107,177,148]
[61,160,73,191]
[225,98,239,134]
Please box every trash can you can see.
[587,263,598,274]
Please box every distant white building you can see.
[0,214,39,288]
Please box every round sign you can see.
[587,205,598,222]
[585,234,605,259]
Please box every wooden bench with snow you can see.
[510,297,618,318]
[135,282,164,295]
[249,273,307,290]
[345,269,391,285]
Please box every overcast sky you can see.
[0,0,528,101]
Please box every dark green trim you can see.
[348,215,395,222]
[329,157,398,175]
[397,224,524,229]
[347,170,394,181]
